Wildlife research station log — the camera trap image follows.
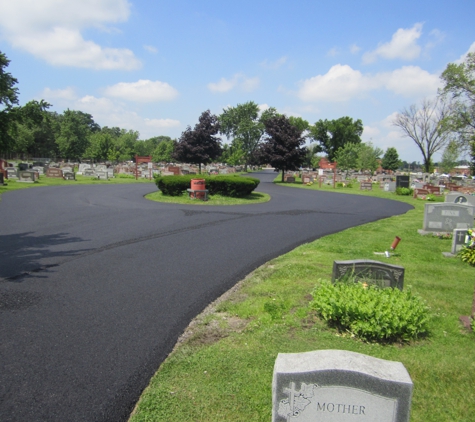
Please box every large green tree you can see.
[258,115,306,182]
[0,51,20,156]
[439,140,459,175]
[440,52,475,174]
[56,110,100,161]
[173,110,222,173]
[335,142,361,177]
[393,97,452,173]
[381,147,400,172]
[219,101,277,171]
[152,138,175,163]
[358,142,383,173]
[309,116,363,161]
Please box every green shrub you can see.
[396,187,413,196]
[154,175,260,197]
[336,182,344,188]
[346,182,353,188]
[310,280,430,343]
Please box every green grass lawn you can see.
[129,181,475,422]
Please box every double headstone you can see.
[360,182,372,191]
[419,203,474,234]
[46,168,63,178]
[18,171,36,183]
[273,350,413,422]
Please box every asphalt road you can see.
[0,171,412,421]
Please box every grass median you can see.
[129,181,475,422]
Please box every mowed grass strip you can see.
[129,182,475,422]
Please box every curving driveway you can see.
[0,170,412,421]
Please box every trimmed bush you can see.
[154,174,260,197]
[310,280,430,343]
[396,187,413,196]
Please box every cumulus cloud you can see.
[103,80,179,102]
[363,23,423,64]
[456,41,475,63]
[298,64,378,102]
[298,64,440,102]
[207,74,260,93]
[327,47,339,57]
[0,0,141,70]
[143,45,158,54]
[350,44,361,54]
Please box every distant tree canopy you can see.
[309,117,363,162]
[173,110,222,173]
[258,114,306,182]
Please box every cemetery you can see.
[128,177,475,422]
[1,161,475,421]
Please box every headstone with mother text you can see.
[273,349,413,422]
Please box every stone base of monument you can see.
[272,350,413,422]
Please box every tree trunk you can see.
[281,169,285,182]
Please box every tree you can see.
[439,140,459,174]
[440,52,475,174]
[219,101,277,171]
[173,110,222,173]
[152,138,175,163]
[258,115,306,182]
[393,97,452,173]
[309,116,363,161]
[56,110,100,161]
[0,51,20,155]
[335,142,361,177]
[381,147,400,172]
[358,142,383,173]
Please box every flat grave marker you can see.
[273,349,413,422]
[442,228,468,257]
[360,182,372,191]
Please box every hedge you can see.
[154,175,260,197]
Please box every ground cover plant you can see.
[146,190,270,206]
[129,183,475,422]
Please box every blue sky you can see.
[1,0,474,162]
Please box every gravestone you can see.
[396,175,410,188]
[17,171,36,183]
[62,166,73,173]
[63,171,76,180]
[332,260,405,290]
[419,203,474,234]
[106,168,114,178]
[413,188,429,199]
[384,182,396,192]
[84,168,95,176]
[32,166,44,175]
[6,168,18,179]
[445,192,475,207]
[0,172,4,185]
[360,182,372,191]
[303,176,311,184]
[443,229,468,257]
[46,168,63,178]
[18,163,29,171]
[286,176,296,183]
[95,171,108,180]
[77,163,91,175]
[272,349,413,422]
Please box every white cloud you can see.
[327,47,339,57]
[261,56,288,69]
[0,0,140,70]
[382,66,441,97]
[298,64,377,102]
[456,41,475,63]
[298,64,440,102]
[207,74,260,93]
[363,23,423,63]
[103,80,179,102]
[42,87,78,101]
[362,125,380,138]
[144,118,180,129]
